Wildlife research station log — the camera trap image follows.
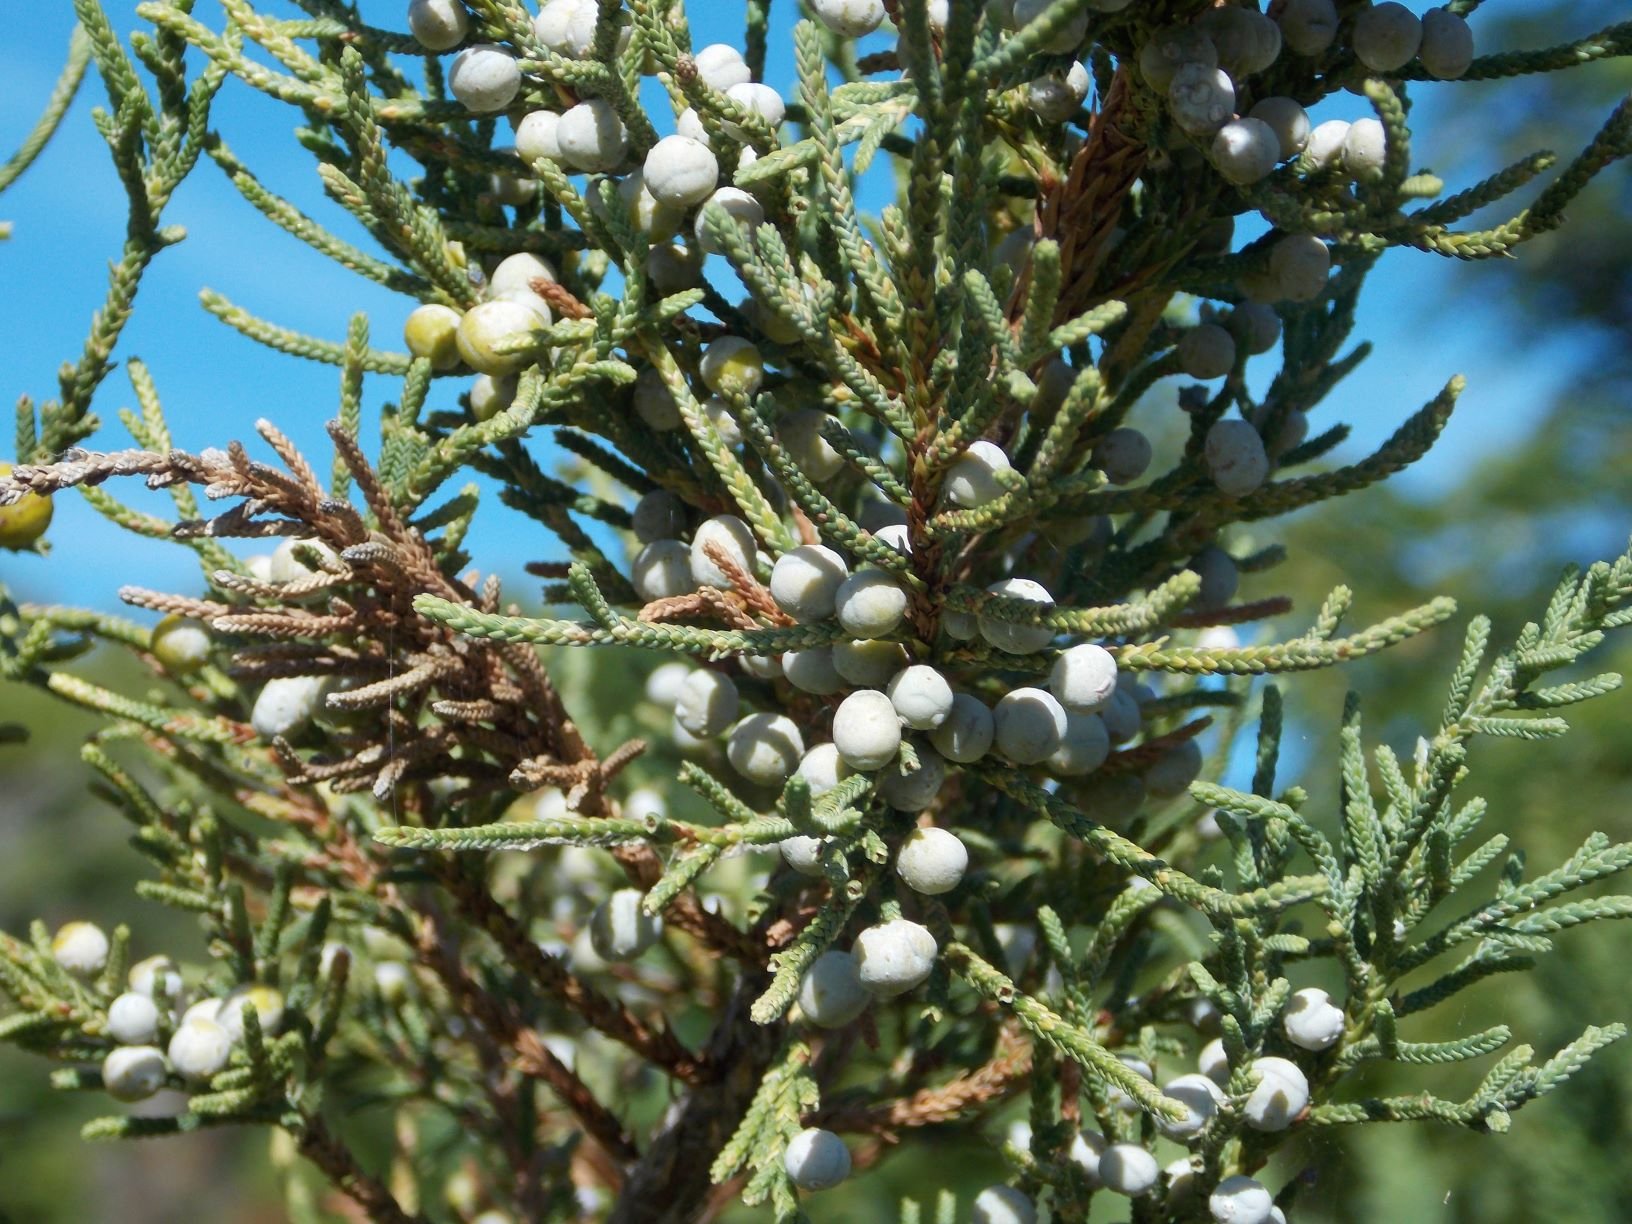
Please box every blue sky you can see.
[0,2,1599,614]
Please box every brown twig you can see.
[434,858,707,1085]
[813,1027,1034,1134]
[1100,715,1215,775]
[296,1114,427,1224]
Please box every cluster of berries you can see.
[48,923,286,1103]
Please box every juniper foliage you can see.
[2,1,1631,1221]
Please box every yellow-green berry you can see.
[0,463,52,551]
[151,614,211,674]
[404,303,463,371]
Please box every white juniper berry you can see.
[779,834,826,877]
[673,668,739,737]
[513,109,564,164]
[723,81,786,132]
[978,578,1055,654]
[167,1014,234,1082]
[1204,418,1270,496]
[1048,710,1110,776]
[406,0,467,51]
[1197,5,1282,76]
[642,136,719,210]
[943,439,1013,508]
[106,992,162,1046]
[556,98,628,172]
[1283,987,1347,1051]
[631,539,695,601]
[832,689,902,771]
[1209,1175,1276,1224]
[726,713,803,785]
[971,1185,1037,1224]
[1049,642,1118,712]
[1027,61,1090,124]
[796,742,851,795]
[782,1127,851,1191]
[1420,8,1476,80]
[51,922,109,977]
[1012,0,1087,54]
[588,889,662,962]
[455,300,544,376]
[102,1046,169,1103]
[835,569,909,639]
[929,692,996,763]
[1099,1143,1161,1196]
[796,950,869,1028]
[1157,1073,1224,1140]
[1212,118,1283,186]
[1244,1057,1312,1132]
[631,489,687,544]
[127,956,182,1003]
[690,514,757,589]
[1231,301,1283,355]
[878,743,947,811]
[1178,323,1239,380]
[832,637,908,687]
[1091,426,1153,485]
[533,0,598,58]
[698,335,764,398]
[886,664,954,730]
[1343,117,1389,179]
[1168,63,1236,137]
[1305,117,1351,171]
[810,0,884,40]
[1199,1037,1230,1086]
[779,408,845,481]
[993,687,1068,764]
[467,372,516,421]
[220,984,285,1041]
[1278,0,1339,55]
[692,43,752,91]
[1138,23,1216,92]
[1249,97,1311,160]
[893,825,968,895]
[1069,1130,1106,1185]
[1352,2,1424,74]
[447,44,520,113]
[852,919,937,998]
[1269,233,1332,302]
[782,646,846,694]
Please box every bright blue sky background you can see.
[0,1,1603,615]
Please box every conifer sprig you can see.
[2,2,1631,1220]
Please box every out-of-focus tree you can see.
[1268,4,1632,1217]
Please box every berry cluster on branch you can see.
[2,1,1632,1222]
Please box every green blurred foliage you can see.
[0,666,280,1222]
[1261,409,1632,1222]
[1254,4,1632,1214]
